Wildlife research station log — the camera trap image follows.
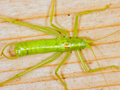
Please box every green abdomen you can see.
[14,38,86,57]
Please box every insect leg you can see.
[73,5,110,37]
[50,0,69,38]
[55,52,70,90]
[76,50,118,72]
[89,47,119,72]
[88,47,118,90]
[0,17,62,38]
[0,52,63,86]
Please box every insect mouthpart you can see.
[85,39,93,43]
[83,37,93,44]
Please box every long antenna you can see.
[90,47,111,90]
[92,29,120,42]
[88,29,120,90]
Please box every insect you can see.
[0,0,120,90]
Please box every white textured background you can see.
[0,0,120,90]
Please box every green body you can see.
[14,37,90,57]
[0,0,119,90]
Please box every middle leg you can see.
[55,52,70,90]
[50,0,69,38]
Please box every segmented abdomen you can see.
[14,39,61,57]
